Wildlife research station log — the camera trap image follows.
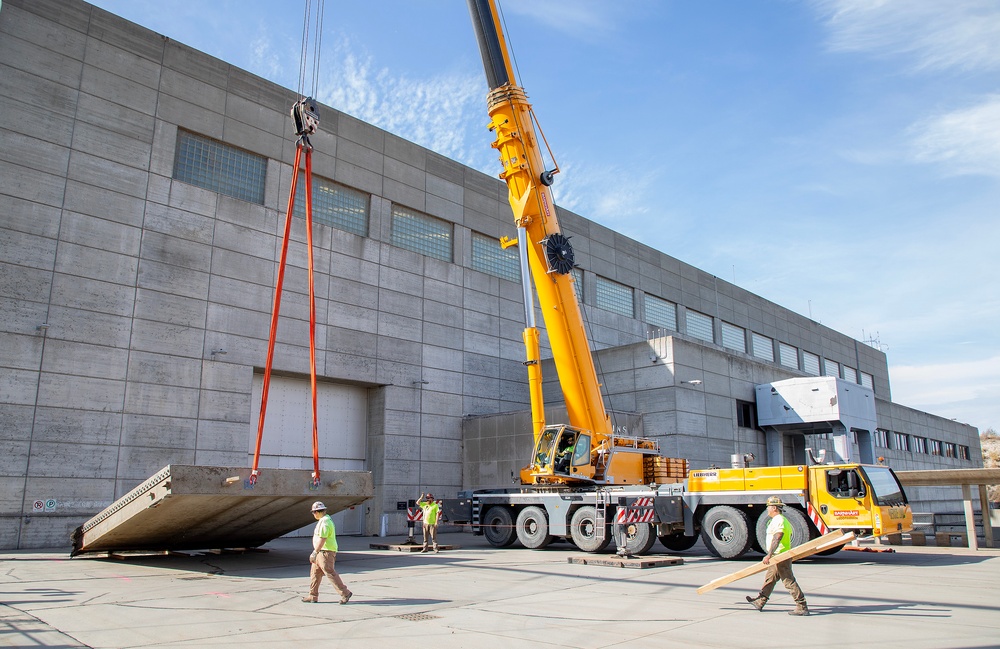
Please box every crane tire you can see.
[701,505,751,559]
[570,506,611,553]
[658,532,698,552]
[482,506,517,548]
[613,521,657,555]
[516,506,553,549]
[754,505,811,555]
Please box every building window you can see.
[570,268,584,303]
[293,173,368,236]
[471,232,520,282]
[860,372,874,389]
[721,322,747,353]
[803,351,820,376]
[944,442,956,458]
[736,400,758,429]
[751,332,774,362]
[843,366,858,384]
[959,445,970,461]
[595,276,634,317]
[778,342,798,369]
[892,431,910,452]
[873,429,889,448]
[686,309,714,343]
[824,359,840,378]
[644,294,677,332]
[912,436,927,454]
[391,204,452,262]
[173,130,267,204]
[930,439,942,456]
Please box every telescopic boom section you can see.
[466,0,613,447]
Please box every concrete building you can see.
[0,0,982,549]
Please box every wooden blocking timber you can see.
[697,530,855,595]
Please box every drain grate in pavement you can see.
[394,613,440,622]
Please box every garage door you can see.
[250,374,368,535]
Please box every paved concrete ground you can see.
[2,533,999,649]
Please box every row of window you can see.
[172,129,873,391]
[876,429,971,460]
[647,295,875,389]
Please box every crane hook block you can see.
[292,97,320,137]
[544,233,576,275]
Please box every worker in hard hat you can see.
[416,493,440,553]
[746,496,809,616]
[302,501,353,604]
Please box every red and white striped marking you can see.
[616,498,655,524]
[407,508,423,522]
[807,502,830,535]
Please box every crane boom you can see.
[466,0,661,485]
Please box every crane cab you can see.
[522,425,595,484]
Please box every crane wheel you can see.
[700,505,751,558]
[482,506,516,548]
[570,506,611,553]
[753,506,810,555]
[613,521,657,555]
[515,506,553,549]
[658,532,698,552]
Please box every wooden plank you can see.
[697,530,854,595]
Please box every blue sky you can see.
[87,0,1000,436]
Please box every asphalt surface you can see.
[2,533,999,648]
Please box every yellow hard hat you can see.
[766,496,784,508]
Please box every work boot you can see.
[433,545,439,554]
[745,595,767,611]
[788,603,809,616]
[339,591,353,605]
[420,546,429,553]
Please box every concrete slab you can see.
[2,533,998,648]
[71,465,373,555]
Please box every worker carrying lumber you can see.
[746,496,809,616]
[417,493,440,553]
[302,501,353,604]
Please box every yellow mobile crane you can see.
[448,0,913,557]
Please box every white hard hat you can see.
[311,501,327,512]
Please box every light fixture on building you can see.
[680,379,702,386]
[412,380,429,385]
[37,323,49,332]
[210,349,227,357]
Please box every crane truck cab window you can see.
[826,469,864,499]
[571,434,591,466]
[534,429,558,467]
[554,431,578,474]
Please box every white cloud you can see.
[909,94,1000,177]
[553,159,658,229]
[500,1,616,40]
[249,25,285,83]
[316,38,491,171]
[890,356,1000,433]
[814,0,1000,72]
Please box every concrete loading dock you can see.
[71,465,373,556]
